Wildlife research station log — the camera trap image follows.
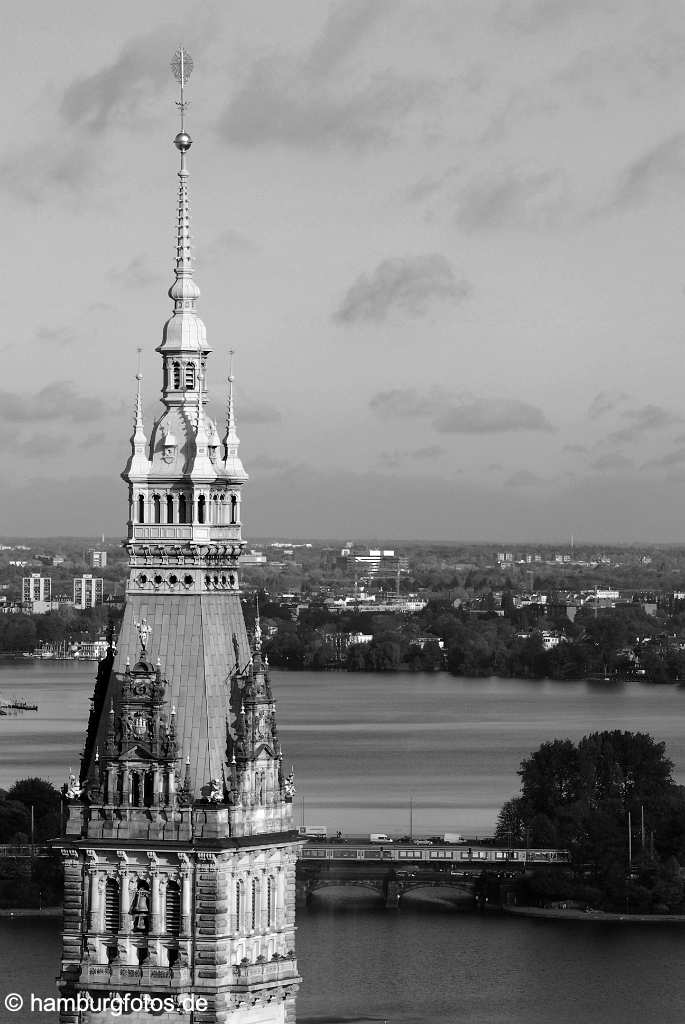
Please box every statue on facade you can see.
[65,770,85,800]
[284,767,296,800]
[134,618,152,655]
[208,777,223,803]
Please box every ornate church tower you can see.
[57,50,301,1024]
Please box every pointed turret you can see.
[122,358,151,482]
[223,350,248,481]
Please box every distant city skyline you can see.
[3,1,685,540]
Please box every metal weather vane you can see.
[170,46,194,131]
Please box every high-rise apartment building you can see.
[73,574,104,609]
[22,573,52,614]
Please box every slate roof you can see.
[88,592,252,796]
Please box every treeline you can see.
[0,606,123,654]
[258,595,685,681]
[496,731,685,913]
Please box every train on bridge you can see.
[300,841,570,866]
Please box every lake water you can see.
[1,662,685,1022]
[4,662,685,835]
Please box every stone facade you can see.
[55,52,301,1023]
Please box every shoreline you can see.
[502,905,685,923]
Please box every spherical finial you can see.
[174,131,193,152]
[136,373,143,381]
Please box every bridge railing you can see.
[0,844,46,859]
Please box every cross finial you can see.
[171,46,193,133]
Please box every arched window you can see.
[267,876,274,928]
[184,363,196,389]
[165,881,181,936]
[212,495,219,524]
[137,495,145,524]
[235,880,242,932]
[153,495,161,525]
[251,879,258,931]
[198,495,206,524]
[230,494,238,525]
[105,878,120,934]
[172,362,181,389]
[166,496,174,523]
[178,494,187,524]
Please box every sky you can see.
[2,0,685,542]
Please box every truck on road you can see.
[443,833,465,844]
[298,826,328,839]
[369,833,393,843]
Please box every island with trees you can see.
[494,730,685,914]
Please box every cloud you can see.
[0,140,95,204]
[607,403,681,444]
[590,452,634,471]
[111,257,160,289]
[79,431,107,450]
[607,133,685,212]
[505,469,546,487]
[497,0,620,33]
[334,255,469,324]
[456,168,571,231]
[564,443,588,454]
[35,326,75,347]
[240,401,282,425]
[588,390,631,419]
[219,1,434,149]
[200,229,259,265]
[369,387,448,419]
[370,388,553,434]
[249,454,293,473]
[16,434,69,459]
[0,382,112,424]
[410,445,445,460]
[434,397,554,435]
[642,447,685,469]
[377,445,446,468]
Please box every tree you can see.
[502,731,685,909]
[519,739,580,819]
[494,797,528,845]
[7,778,61,841]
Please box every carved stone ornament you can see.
[65,771,85,800]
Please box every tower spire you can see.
[169,47,199,313]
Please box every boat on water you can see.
[0,698,39,714]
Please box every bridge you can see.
[297,840,570,909]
